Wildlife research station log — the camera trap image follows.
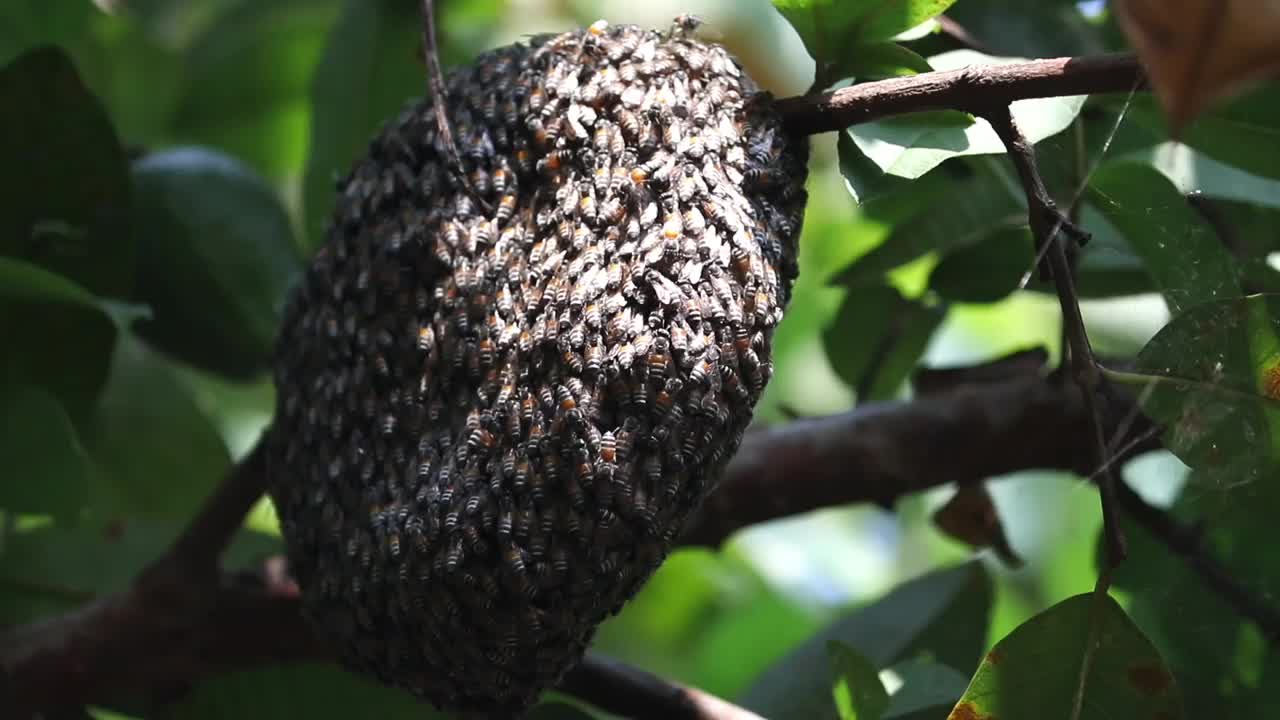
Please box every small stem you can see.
[418,0,490,212]
[977,105,1127,570]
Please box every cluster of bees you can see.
[268,18,808,716]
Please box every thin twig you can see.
[1116,482,1280,643]
[776,53,1145,135]
[418,0,491,211]
[934,15,991,54]
[977,105,1128,571]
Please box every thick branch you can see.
[777,53,1144,135]
[563,655,764,720]
[4,372,1128,717]
[682,370,1116,547]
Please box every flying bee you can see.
[671,12,703,37]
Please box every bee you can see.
[671,12,703,38]
[593,155,612,197]
[643,453,663,489]
[647,336,671,383]
[577,182,598,223]
[556,69,580,98]
[496,191,518,224]
[599,197,625,225]
[662,210,683,240]
[469,165,491,196]
[743,166,781,189]
[529,465,547,505]
[538,148,573,175]
[565,103,592,142]
[417,324,436,352]
[593,121,613,153]
[617,108,641,141]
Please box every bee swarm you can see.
[267,18,808,716]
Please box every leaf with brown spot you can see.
[1261,363,1280,401]
[947,700,993,720]
[1128,663,1174,697]
[950,593,1184,720]
[1114,0,1280,133]
[1128,294,1280,480]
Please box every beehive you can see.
[267,19,808,715]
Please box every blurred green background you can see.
[10,0,1275,717]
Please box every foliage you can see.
[2,0,1279,718]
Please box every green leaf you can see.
[1087,162,1241,315]
[0,1,98,67]
[0,46,134,298]
[1123,85,1280,182]
[300,0,420,253]
[830,642,890,720]
[0,385,91,518]
[833,42,933,81]
[81,336,231,520]
[171,0,340,180]
[167,664,440,720]
[303,0,501,254]
[1109,483,1280,717]
[1128,295,1280,473]
[823,285,945,401]
[740,562,991,720]
[929,226,1035,304]
[837,131,954,211]
[881,658,971,719]
[0,518,279,625]
[1117,142,1280,211]
[848,51,1086,182]
[0,257,122,418]
[131,147,300,379]
[951,593,1184,720]
[772,0,958,67]
[1047,204,1154,299]
[837,158,1024,285]
[940,0,1105,58]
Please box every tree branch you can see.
[681,368,1119,547]
[2,368,1154,717]
[563,655,765,720]
[147,437,269,581]
[777,53,1144,135]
